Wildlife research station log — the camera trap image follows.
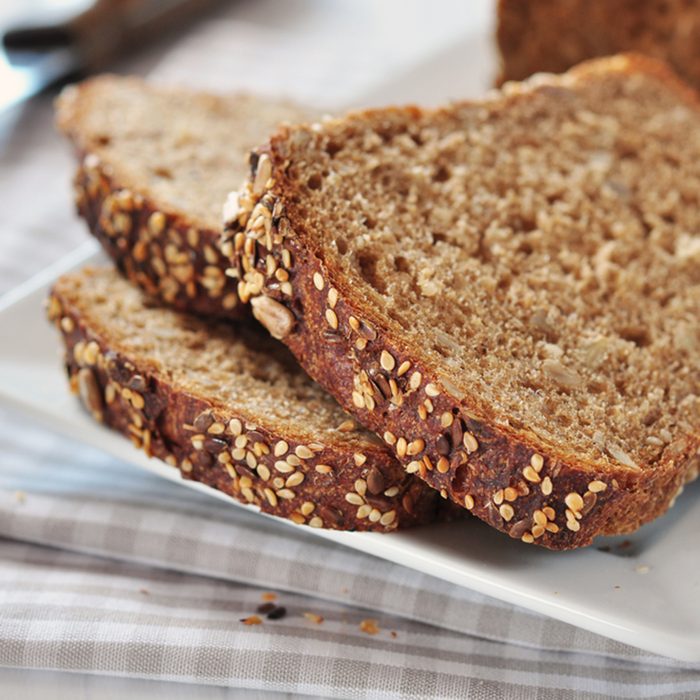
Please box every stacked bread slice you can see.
[51,76,442,532]
[53,55,700,549]
[222,55,700,549]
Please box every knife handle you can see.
[4,0,218,71]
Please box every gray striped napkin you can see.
[0,410,699,699]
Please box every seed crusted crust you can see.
[72,153,243,318]
[46,290,441,532]
[223,55,700,549]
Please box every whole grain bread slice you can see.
[47,266,440,531]
[55,75,312,318]
[497,0,700,88]
[223,55,700,549]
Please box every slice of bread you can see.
[55,75,311,318]
[497,0,700,88]
[46,267,440,531]
[223,55,700,549]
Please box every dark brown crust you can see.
[224,55,700,549]
[46,291,442,532]
[496,0,700,88]
[73,155,244,319]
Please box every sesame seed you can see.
[345,493,364,506]
[325,308,338,329]
[397,360,411,376]
[369,509,381,523]
[274,440,288,457]
[309,516,323,528]
[60,316,74,333]
[280,281,293,296]
[274,460,294,474]
[380,510,396,526]
[440,412,454,428]
[396,437,407,458]
[327,288,338,308]
[499,504,515,522]
[231,448,245,461]
[264,488,278,506]
[338,419,357,432]
[464,494,475,509]
[286,454,302,467]
[417,405,428,420]
[566,519,581,532]
[348,316,360,332]
[242,487,255,502]
[425,383,439,397]
[316,464,332,474]
[235,435,248,449]
[504,487,518,502]
[383,431,397,444]
[313,272,325,290]
[493,489,504,505]
[541,477,553,495]
[409,371,422,390]
[277,489,295,500]
[295,445,314,460]
[148,211,166,235]
[406,461,421,474]
[246,451,258,469]
[357,504,372,519]
[521,533,535,544]
[588,480,607,493]
[353,452,367,466]
[546,522,560,533]
[290,512,305,524]
[208,422,225,435]
[229,419,243,435]
[355,338,367,351]
[523,466,541,483]
[565,492,584,512]
[352,391,365,408]
[407,438,425,456]
[83,341,100,366]
[543,506,556,520]
[181,459,193,473]
[384,486,399,498]
[380,350,396,372]
[257,464,271,481]
[437,457,450,473]
[463,432,479,453]
[530,453,544,472]
[533,509,547,527]
[532,524,546,538]
[286,472,305,488]
[355,478,367,496]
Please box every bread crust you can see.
[46,286,441,532]
[224,55,700,549]
[497,0,700,88]
[72,155,243,318]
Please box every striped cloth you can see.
[1,414,699,698]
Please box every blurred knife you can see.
[0,0,214,115]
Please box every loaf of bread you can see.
[46,267,441,531]
[55,76,311,318]
[497,0,700,88]
[223,55,700,549]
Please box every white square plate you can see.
[0,241,699,662]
